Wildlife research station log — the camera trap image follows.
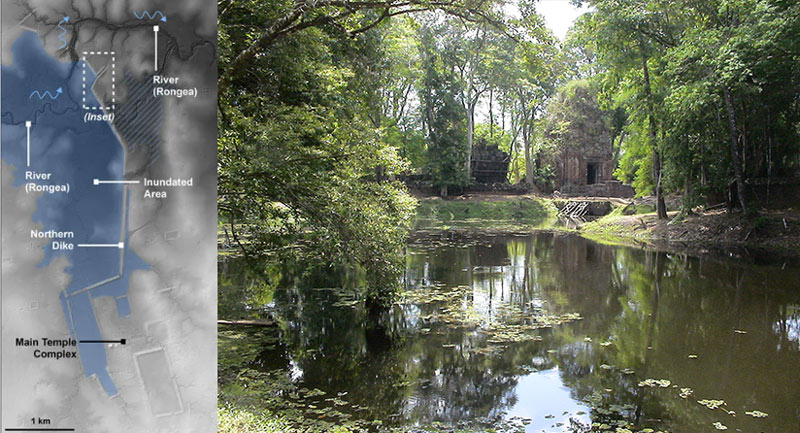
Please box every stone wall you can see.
[555,148,632,197]
[471,142,510,184]
[557,180,635,198]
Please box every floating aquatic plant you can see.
[638,379,671,388]
[698,399,725,410]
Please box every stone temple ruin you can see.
[470,139,510,185]
[544,82,635,198]
[554,146,633,197]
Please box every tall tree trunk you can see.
[489,88,494,139]
[641,51,668,219]
[700,139,708,188]
[520,108,533,187]
[466,101,475,179]
[501,103,505,131]
[612,130,626,170]
[683,171,694,215]
[512,139,520,184]
[524,127,533,187]
[722,86,749,213]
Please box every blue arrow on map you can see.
[57,17,70,49]
[133,10,167,22]
[30,87,63,100]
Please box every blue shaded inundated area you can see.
[2,32,150,397]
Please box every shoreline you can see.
[414,194,800,262]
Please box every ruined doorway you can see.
[587,162,599,185]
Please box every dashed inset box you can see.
[82,51,116,111]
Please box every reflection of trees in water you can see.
[271,277,527,423]
[546,246,800,432]
[223,233,800,431]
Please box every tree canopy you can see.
[217,0,800,305]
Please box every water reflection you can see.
[219,232,800,432]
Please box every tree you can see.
[218,0,418,307]
[493,1,561,188]
[218,0,504,91]
[579,0,685,218]
[580,0,800,214]
[661,0,800,213]
[418,18,469,196]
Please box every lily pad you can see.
[698,399,725,410]
[638,378,671,388]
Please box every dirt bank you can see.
[581,208,800,259]
[415,192,800,259]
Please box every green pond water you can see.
[219,231,800,433]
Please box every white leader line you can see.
[153,25,160,71]
[77,242,125,249]
[93,179,140,185]
[25,121,31,167]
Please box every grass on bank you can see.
[579,202,659,247]
[415,197,559,229]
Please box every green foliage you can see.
[217,259,280,320]
[384,122,428,173]
[219,0,417,302]
[218,404,293,433]
[544,79,612,150]
[576,0,800,208]
[419,23,470,193]
[614,114,654,196]
[474,123,511,152]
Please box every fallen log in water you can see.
[218,319,276,327]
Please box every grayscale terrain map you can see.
[1,1,217,432]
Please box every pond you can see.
[219,231,800,433]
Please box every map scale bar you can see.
[4,429,76,432]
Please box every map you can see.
[1,1,217,432]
